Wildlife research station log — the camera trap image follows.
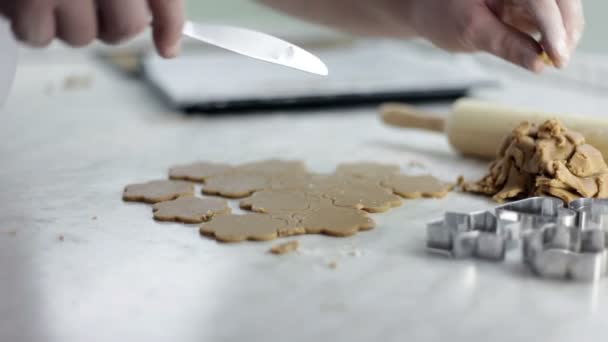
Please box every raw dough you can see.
[322,182,402,213]
[169,161,234,183]
[236,159,308,175]
[203,173,270,198]
[269,241,299,255]
[240,189,325,214]
[382,175,452,199]
[200,213,288,242]
[463,120,608,202]
[152,197,231,223]
[293,206,375,237]
[336,162,401,182]
[123,180,194,204]
[124,160,453,243]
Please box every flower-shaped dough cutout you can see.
[382,174,452,199]
[323,182,403,213]
[202,173,271,198]
[336,162,401,182]
[294,206,376,237]
[236,159,308,175]
[239,189,326,214]
[123,180,194,204]
[169,161,234,183]
[152,197,231,224]
[200,214,289,242]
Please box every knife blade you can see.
[182,21,329,76]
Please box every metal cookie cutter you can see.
[495,197,577,246]
[427,211,508,261]
[521,198,608,281]
[523,222,608,282]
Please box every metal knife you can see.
[182,21,329,76]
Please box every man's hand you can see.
[261,0,585,72]
[407,0,584,71]
[0,0,185,58]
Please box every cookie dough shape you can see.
[382,175,452,199]
[152,197,231,224]
[203,173,270,198]
[123,180,194,204]
[237,159,308,175]
[323,183,402,213]
[169,161,233,182]
[295,206,376,237]
[240,189,324,214]
[200,214,288,242]
[336,162,401,181]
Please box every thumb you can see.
[469,6,545,72]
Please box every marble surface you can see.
[2,45,608,342]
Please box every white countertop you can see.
[2,43,608,342]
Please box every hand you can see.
[406,0,584,71]
[0,0,185,58]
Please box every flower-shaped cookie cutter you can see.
[522,198,608,281]
[427,197,608,282]
[495,197,578,247]
[426,210,508,261]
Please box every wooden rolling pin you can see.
[380,98,608,160]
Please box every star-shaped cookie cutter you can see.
[426,197,608,282]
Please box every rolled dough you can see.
[169,161,234,183]
[123,180,194,204]
[152,197,231,224]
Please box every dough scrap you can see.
[382,174,452,199]
[152,197,231,224]
[336,162,401,182]
[169,161,234,182]
[269,241,299,255]
[200,214,288,242]
[123,180,194,204]
[463,119,608,202]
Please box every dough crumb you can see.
[58,235,65,242]
[92,216,98,220]
[462,119,608,202]
[328,261,338,269]
[269,241,300,255]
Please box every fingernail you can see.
[165,41,181,58]
[556,40,570,67]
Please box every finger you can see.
[11,0,56,47]
[97,0,149,44]
[0,2,16,19]
[556,0,585,50]
[148,0,185,58]
[470,7,544,73]
[55,0,97,47]
[522,0,569,67]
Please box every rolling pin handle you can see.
[380,103,446,133]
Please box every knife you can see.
[182,21,329,76]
